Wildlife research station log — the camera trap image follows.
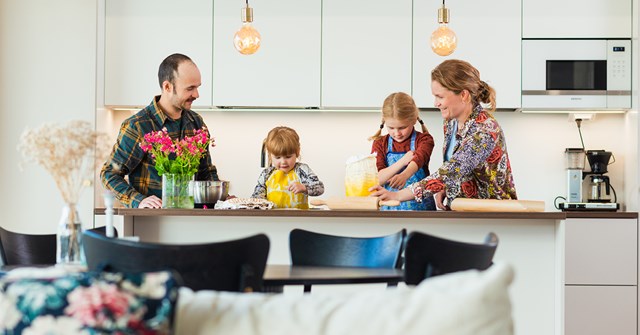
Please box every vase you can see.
[57,204,83,265]
[162,173,195,209]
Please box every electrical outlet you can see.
[568,113,596,122]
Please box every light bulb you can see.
[430,2,457,56]
[431,25,457,56]
[234,23,261,55]
[234,4,261,55]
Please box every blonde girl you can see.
[369,92,435,210]
[252,126,324,209]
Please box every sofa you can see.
[175,262,515,335]
[0,263,514,335]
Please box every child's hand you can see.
[288,182,307,194]
[387,174,409,189]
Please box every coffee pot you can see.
[584,150,615,203]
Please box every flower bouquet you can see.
[139,127,211,208]
[18,120,111,265]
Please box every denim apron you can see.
[381,132,435,211]
[266,169,309,209]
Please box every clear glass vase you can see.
[162,173,195,209]
[57,204,83,265]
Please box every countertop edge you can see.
[94,208,638,219]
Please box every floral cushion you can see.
[0,268,179,335]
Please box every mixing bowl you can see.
[191,180,230,208]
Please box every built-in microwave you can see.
[521,39,631,110]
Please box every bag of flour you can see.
[344,153,379,196]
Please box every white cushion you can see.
[175,262,514,335]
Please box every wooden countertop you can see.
[94,208,638,220]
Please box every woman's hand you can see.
[434,190,448,210]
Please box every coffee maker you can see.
[559,148,619,211]
[584,150,617,204]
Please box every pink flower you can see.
[65,282,143,328]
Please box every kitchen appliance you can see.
[191,180,230,208]
[564,148,585,203]
[584,150,616,203]
[559,149,619,211]
[522,39,631,110]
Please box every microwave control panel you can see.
[607,40,631,90]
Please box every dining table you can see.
[262,264,404,292]
[1,264,405,293]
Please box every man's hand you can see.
[138,195,162,209]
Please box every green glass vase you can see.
[162,173,195,209]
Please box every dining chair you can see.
[0,226,120,266]
[82,231,270,292]
[289,228,407,292]
[403,231,499,285]
[0,226,56,266]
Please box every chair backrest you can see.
[82,231,270,292]
[404,231,499,285]
[0,226,56,266]
[289,228,407,269]
[87,226,119,238]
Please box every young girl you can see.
[252,126,325,209]
[369,92,436,210]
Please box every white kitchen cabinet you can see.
[412,0,521,109]
[563,218,638,335]
[523,0,632,38]
[321,0,412,108]
[213,0,321,107]
[564,218,637,285]
[104,0,213,107]
[565,286,636,335]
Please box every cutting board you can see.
[310,197,400,210]
[450,198,545,212]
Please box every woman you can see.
[370,59,517,210]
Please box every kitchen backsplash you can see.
[99,109,635,212]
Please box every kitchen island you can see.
[94,208,638,335]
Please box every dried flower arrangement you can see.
[17,120,111,204]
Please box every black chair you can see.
[82,231,270,292]
[289,228,407,292]
[404,231,499,285]
[0,226,120,266]
[88,225,119,238]
[0,226,56,266]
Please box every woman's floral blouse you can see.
[410,104,517,204]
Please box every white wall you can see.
[1,1,638,236]
[0,0,97,233]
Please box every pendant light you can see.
[430,0,457,56]
[233,0,261,55]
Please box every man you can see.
[101,53,219,208]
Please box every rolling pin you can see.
[310,197,400,210]
[450,198,545,212]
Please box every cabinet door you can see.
[412,0,521,110]
[565,286,636,335]
[564,218,637,285]
[213,0,321,107]
[321,0,412,108]
[104,0,213,107]
[523,0,632,38]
